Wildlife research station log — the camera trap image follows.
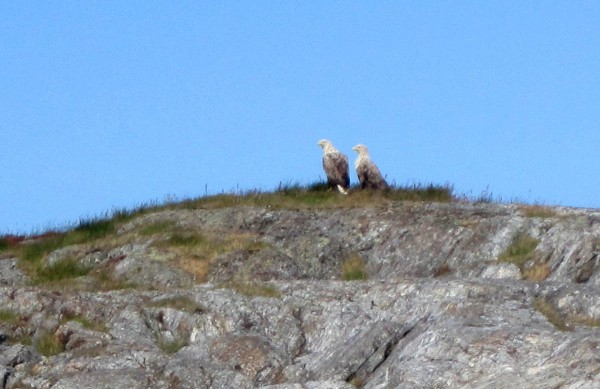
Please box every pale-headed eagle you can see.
[317,139,350,194]
[352,144,389,190]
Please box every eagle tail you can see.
[336,185,349,195]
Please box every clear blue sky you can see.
[2,2,600,234]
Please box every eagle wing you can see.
[357,159,388,189]
[323,151,350,188]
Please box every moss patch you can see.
[341,254,367,281]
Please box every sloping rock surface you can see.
[1,202,600,388]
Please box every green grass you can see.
[498,233,539,269]
[35,331,65,356]
[20,233,65,263]
[534,298,600,330]
[88,267,138,291]
[498,232,551,281]
[71,218,115,240]
[10,212,145,284]
[5,182,452,261]
[11,207,154,263]
[0,235,25,253]
[570,315,600,328]
[61,313,108,332]
[17,220,116,265]
[533,298,571,332]
[170,182,454,211]
[385,183,454,202]
[167,233,210,247]
[341,254,367,281]
[33,258,92,285]
[519,204,558,218]
[15,334,33,346]
[139,221,175,236]
[0,309,20,324]
[157,338,188,354]
[4,182,452,285]
[154,230,268,282]
[223,281,281,298]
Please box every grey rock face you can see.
[1,202,599,388]
[0,259,28,286]
[479,263,521,279]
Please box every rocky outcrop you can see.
[1,202,599,388]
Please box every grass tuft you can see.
[570,315,600,327]
[349,376,365,388]
[139,221,175,236]
[156,231,267,282]
[498,233,551,280]
[0,235,26,252]
[170,182,454,211]
[522,263,551,281]
[158,338,188,354]
[167,233,209,247]
[20,233,65,263]
[533,298,571,332]
[0,309,20,324]
[61,313,108,332]
[385,183,454,203]
[433,263,453,278]
[35,331,65,356]
[33,258,92,285]
[498,233,539,269]
[223,281,281,298]
[341,254,367,281]
[72,218,115,240]
[0,238,7,251]
[519,204,558,218]
[89,267,138,291]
